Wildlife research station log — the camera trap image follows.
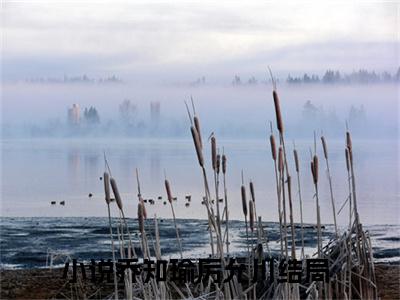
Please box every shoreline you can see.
[1,263,399,299]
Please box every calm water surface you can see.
[1,138,399,225]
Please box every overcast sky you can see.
[2,0,399,82]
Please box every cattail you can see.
[103,172,111,204]
[270,135,277,161]
[346,131,352,152]
[321,136,328,159]
[191,126,204,167]
[312,155,319,184]
[137,202,144,233]
[241,185,247,217]
[293,149,299,173]
[348,146,353,165]
[110,177,123,210]
[249,200,254,232]
[165,179,173,203]
[278,147,284,173]
[222,154,227,174]
[216,154,221,174]
[249,181,255,202]
[273,90,284,133]
[287,175,292,197]
[211,136,217,170]
[345,148,350,171]
[194,116,202,149]
[139,196,147,219]
[311,161,315,182]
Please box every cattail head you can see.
[249,181,255,202]
[216,154,221,174]
[293,149,299,173]
[103,172,111,204]
[191,126,204,167]
[312,155,319,184]
[346,131,352,152]
[278,147,284,173]
[345,148,350,171]
[194,116,202,149]
[222,154,227,174]
[348,146,353,166]
[110,177,123,210]
[211,136,217,170]
[287,175,292,196]
[241,185,247,217]
[321,136,328,159]
[137,202,144,233]
[165,179,173,203]
[249,200,254,232]
[270,135,277,161]
[273,90,284,133]
[311,161,315,183]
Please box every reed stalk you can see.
[103,172,119,300]
[222,152,230,254]
[269,127,283,256]
[270,77,294,260]
[321,135,338,238]
[211,135,222,246]
[249,181,259,234]
[110,178,137,258]
[293,147,305,259]
[278,147,289,258]
[241,173,251,286]
[187,101,225,261]
[286,175,296,259]
[343,145,354,298]
[347,130,364,299]
[311,155,322,257]
[165,178,183,258]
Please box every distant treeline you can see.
[228,68,400,86]
[18,68,400,86]
[24,74,123,84]
[286,68,400,85]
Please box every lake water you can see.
[1,137,399,225]
[1,217,399,269]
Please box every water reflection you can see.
[1,138,398,225]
